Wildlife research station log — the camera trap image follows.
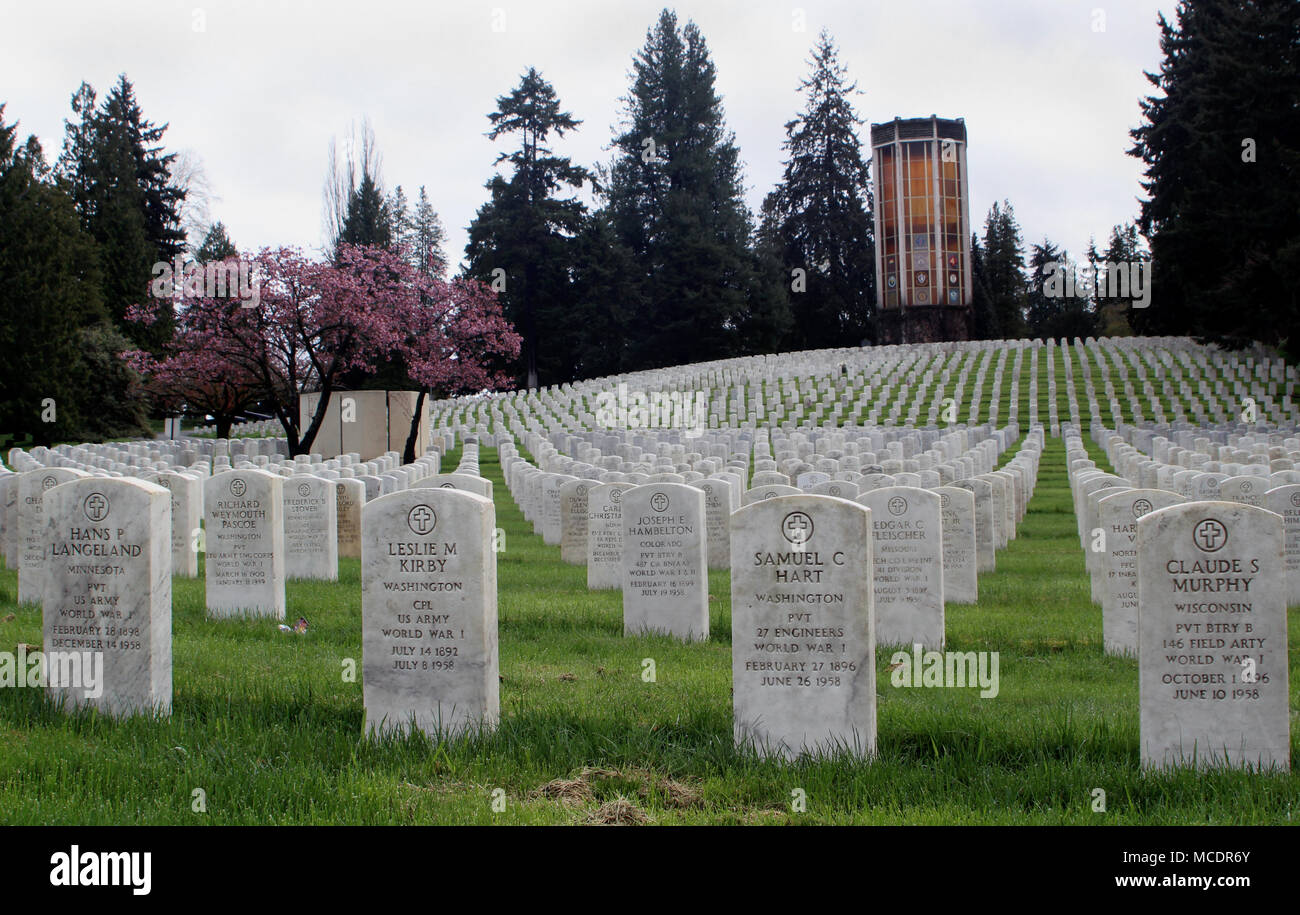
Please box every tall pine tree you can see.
[196,221,237,262]
[1025,238,1064,338]
[338,171,393,252]
[971,201,1027,338]
[56,75,186,352]
[1098,223,1146,334]
[464,67,590,388]
[605,9,758,369]
[761,30,873,349]
[568,209,637,378]
[1,104,149,446]
[1026,238,1097,341]
[747,197,797,354]
[1129,0,1300,349]
[406,186,447,277]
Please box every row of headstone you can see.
[429,336,1296,452]
[487,424,1045,761]
[21,429,1283,769]
[5,442,449,619]
[1091,421,1300,607]
[5,334,1290,770]
[7,443,500,735]
[1063,424,1290,770]
[445,344,1039,446]
[504,422,1044,644]
[731,428,1045,758]
[202,451,460,617]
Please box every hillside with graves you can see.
[0,334,1296,824]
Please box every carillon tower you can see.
[871,116,972,343]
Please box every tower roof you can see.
[870,116,966,147]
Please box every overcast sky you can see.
[1,0,1176,272]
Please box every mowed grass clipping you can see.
[0,434,1296,825]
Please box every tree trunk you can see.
[295,383,334,457]
[403,389,428,465]
[216,415,234,439]
[525,261,538,389]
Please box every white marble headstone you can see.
[1097,488,1185,655]
[936,486,977,604]
[731,494,875,760]
[1137,501,1289,770]
[18,468,90,605]
[1265,484,1300,608]
[586,482,634,590]
[282,475,338,581]
[42,478,171,717]
[362,488,498,737]
[204,469,286,619]
[153,472,202,578]
[335,478,365,560]
[559,479,592,566]
[621,483,708,641]
[856,487,944,648]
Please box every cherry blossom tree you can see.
[127,244,519,456]
[397,274,520,461]
[122,342,262,439]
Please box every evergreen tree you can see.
[746,199,797,353]
[1025,238,1064,337]
[406,186,447,277]
[972,201,1027,338]
[338,171,393,251]
[387,185,410,246]
[1058,291,1099,341]
[464,67,590,388]
[55,75,186,351]
[568,209,637,378]
[196,221,237,262]
[969,232,995,340]
[77,321,153,440]
[1129,0,1300,349]
[761,30,874,349]
[1097,223,1146,335]
[56,82,98,206]
[1026,238,1097,341]
[1,104,148,446]
[605,9,757,369]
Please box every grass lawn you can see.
[0,436,1296,825]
